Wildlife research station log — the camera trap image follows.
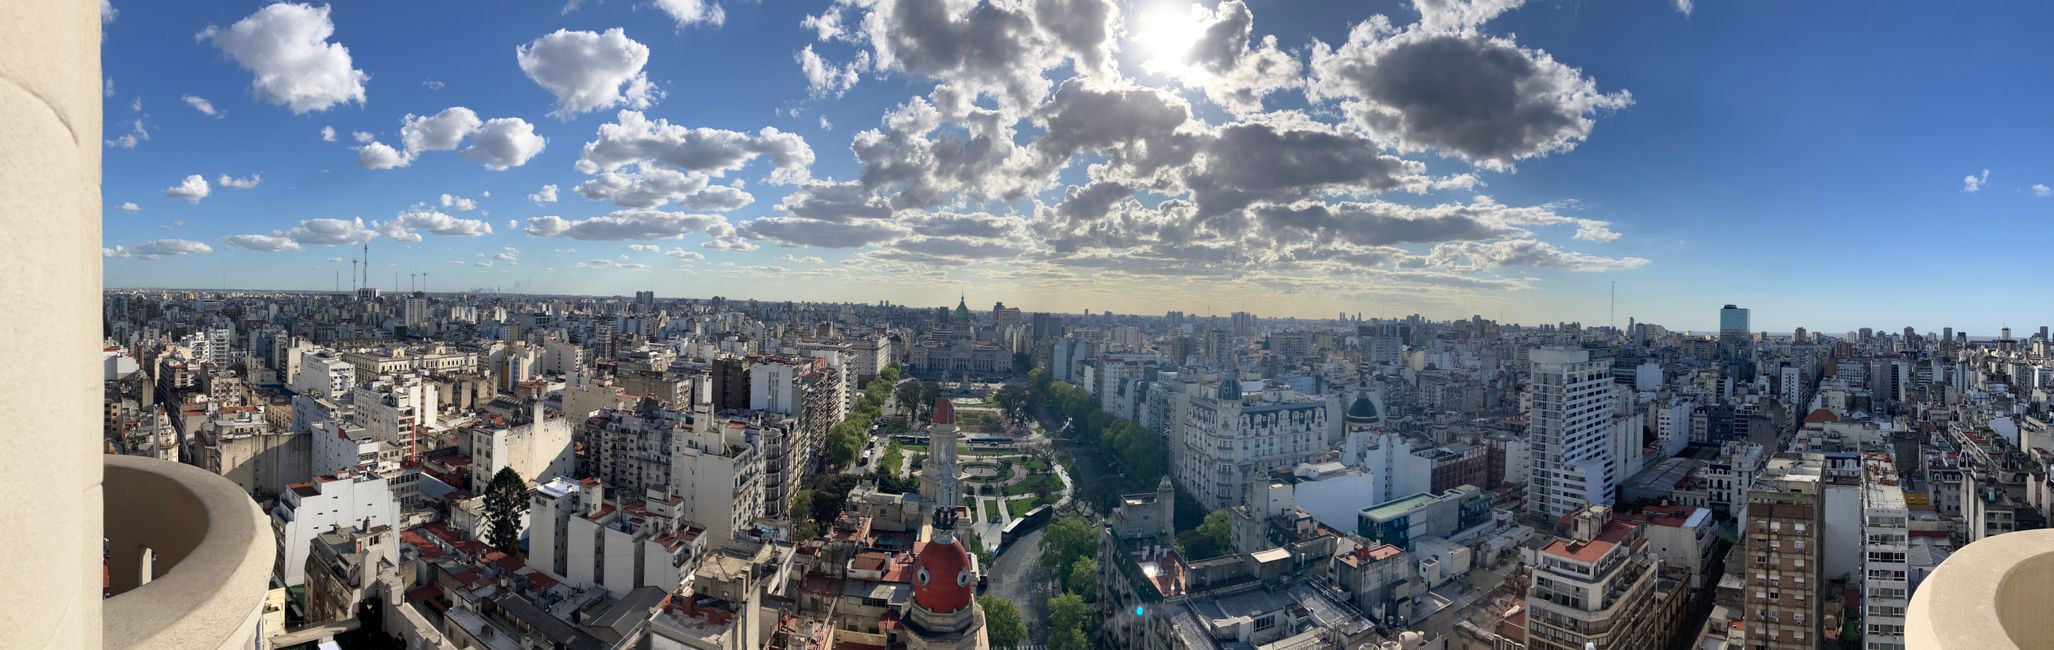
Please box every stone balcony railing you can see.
[1905,528,2054,650]
[103,455,275,650]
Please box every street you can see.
[983,525,1052,645]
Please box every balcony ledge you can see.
[103,455,275,650]
[1906,529,2054,650]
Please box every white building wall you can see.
[272,475,400,587]
[602,526,641,597]
[750,362,797,414]
[1293,471,1381,532]
[566,516,602,589]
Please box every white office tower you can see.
[1527,347,1618,519]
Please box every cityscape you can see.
[2,0,2051,649]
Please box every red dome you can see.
[931,398,955,426]
[909,539,974,613]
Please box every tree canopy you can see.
[979,596,1026,649]
[483,467,529,555]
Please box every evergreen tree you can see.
[484,467,529,555]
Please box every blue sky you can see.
[100,0,2054,333]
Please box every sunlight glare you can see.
[1133,3,1211,83]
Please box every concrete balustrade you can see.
[1906,528,2054,650]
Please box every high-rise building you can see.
[1742,456,1825,650]
[1719,304,1752,361]
[1525,505,1664,650]
[1527,347,1617,519]
[1862,451,1910,650]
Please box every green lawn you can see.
[1003,473,1061,497]
[1004,495,1049,519]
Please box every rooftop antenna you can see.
[362,243,370,290]
[350,259,357,291]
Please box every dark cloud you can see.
[1311,19,1631,169]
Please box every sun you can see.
[1132,3,1212,83]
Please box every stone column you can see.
[0,0,102,647]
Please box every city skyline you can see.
[101,0,2054,330]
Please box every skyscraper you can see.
[1526,346,1617,519]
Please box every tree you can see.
[878,440,905,478]
[1185,509,1234,559]
[483,467,529,555]
[895,382,926,419]
[1048,592,1091,650]
[979,596,1026,649]
[1039,514,1098,574]
[1066,557,1097,601]
[994,385,1030,423]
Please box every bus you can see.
[998,505,1054,550]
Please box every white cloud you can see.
[217,174,261,189]
[422,79,445,90]
[356,108,542,170]
[104,77,114,98]
[117,202,141,214]
[182,94,224,118]
[1426,239,1648,272]
[281,217,379,245]
[576,259,651,269]
[2033,184,2050,198]
[352,130,375,143]
[164,174,210,203]
[806,0,1122,114]
[1963,169,1990,193]
[106,239,213,260]
[220,234,302,252]
[517,29,661,118]
[320,126,336,141]
[651,0,725,27]
[105,119,149,149]
[665,247,705,261]
[378,208,494,241]
[355,141,409,169]
[197,3,368,113]
[524,208,730,240]
[574,164,757,210]
[529,184,560,204]
[576,110,814,184]
[401,106,482,155]
[493,247,522,264]
[1674,0,1694,16]
[628,244,661,252]
[780,254,826,264]
[797,45,868,98]
[462,118,547,170]
[819,116,832,131]
[439,194,478,211]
